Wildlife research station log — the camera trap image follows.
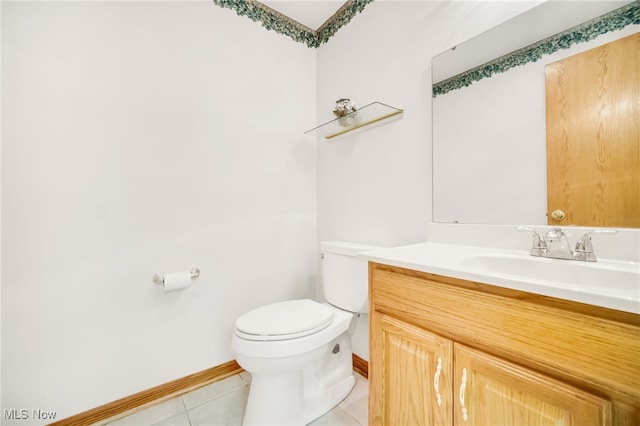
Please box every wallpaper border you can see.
[212,0,375,48]
[432,2,640,97]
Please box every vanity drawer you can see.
[369,263,640,402]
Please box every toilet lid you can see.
[235,299,335,341]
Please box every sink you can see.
[461,253,640,297]
[360,242,640,313]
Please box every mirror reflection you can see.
[432,1,639,228]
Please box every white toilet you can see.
[231,241,379,426]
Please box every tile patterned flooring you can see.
[98,371,368,426]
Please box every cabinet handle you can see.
[459,367,468,422]
[433,357,442,406]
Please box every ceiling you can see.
[260,1,348,30]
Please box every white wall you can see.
[1,1,315,422]
[316,0,541,360]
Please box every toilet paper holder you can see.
[153,267,200,285]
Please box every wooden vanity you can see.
[368,262,640,426]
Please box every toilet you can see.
[231,241,380,426]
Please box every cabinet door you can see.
[454,344,611,426]
[370,312,453,426]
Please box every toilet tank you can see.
[321,241,381,314]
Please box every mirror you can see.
[432,0,639,227]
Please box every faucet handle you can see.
[516,226,547,256]
[574,229,618,262]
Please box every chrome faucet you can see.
[516,227,618,262]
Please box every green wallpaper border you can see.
[433,2,640,97]
[212,0,374,48]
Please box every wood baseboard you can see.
[49,360,243,426]
[352,353,368,379]
[50,354,369,426]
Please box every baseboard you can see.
[49,355,368,426]
[49,360,242,426]
[352,353,368,379]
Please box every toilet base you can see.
[240,333,355,426]
[301,373,355,425]
[243,371,355,426]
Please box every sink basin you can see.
[360,242,640,313]
[461,253,640,297]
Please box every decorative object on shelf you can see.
[333,98,359,127]
[333,98,358,117]
[306,101,403,140]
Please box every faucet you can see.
[516,227,618,262]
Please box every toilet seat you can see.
[235,299,335,341]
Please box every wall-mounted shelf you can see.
[305,102,403,140]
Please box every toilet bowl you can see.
[231,241,379,426]
[232,300,355,425]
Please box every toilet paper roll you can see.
[162,270,192,292]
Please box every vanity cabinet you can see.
[369,263,640,426]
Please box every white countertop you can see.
[360,242,640,315]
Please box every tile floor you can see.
[97,371,368,426]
